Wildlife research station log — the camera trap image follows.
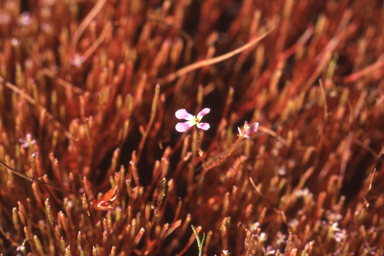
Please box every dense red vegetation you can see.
[0,0,383,255]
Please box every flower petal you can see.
[186,120,196,126]
[175,109,194,120]
[175,122,193,132]
[244,121,249,130]
[250,122,259,133]
[197,122,210,130]
[238,127,242,137]
[197,108,210,119]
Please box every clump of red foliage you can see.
[0,0,384,255]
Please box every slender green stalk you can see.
[191,225,205,256]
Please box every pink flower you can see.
[71,53,85,67]
[19,12,31,26]
[19,134,36,148]
[238,121,259,139]
[175,108,210,132]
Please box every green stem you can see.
[191,225,205,256]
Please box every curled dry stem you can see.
[0,160,80,195]
[69,0,108,55]
[158,25,276,84]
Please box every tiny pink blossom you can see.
[71,53,85,67]
[17,245,26,251]
[175,108,210,132]
[238,121,259,139]
[19,12,31,26]
[19,133,36,148]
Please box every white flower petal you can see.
[175,109,194,120]
[197,122,210,130]
[197,108,210,120]
[175,122,193,132]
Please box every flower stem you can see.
[191,225,205,256]
[199,137,243,178]
[137,84,160,161]
[195,127,206,168]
